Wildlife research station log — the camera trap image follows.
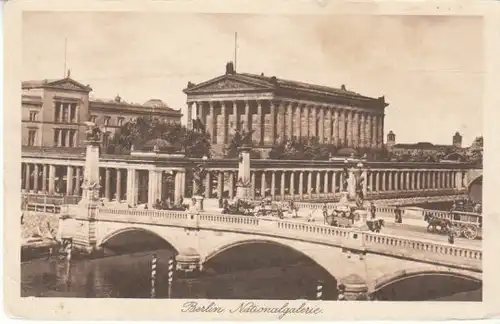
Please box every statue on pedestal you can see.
[192,163,208,211]
[84,121,102,143]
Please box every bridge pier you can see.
[175,247,202,278]
[339,274,370,300]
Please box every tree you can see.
[269,137,336,160]
[106,116,211,158]
[225,128,254,158]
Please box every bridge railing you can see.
[95,208,482,270]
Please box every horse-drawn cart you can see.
[445,211,482,240]
[424,210,482,240]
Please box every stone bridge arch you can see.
[96,223,191,254]
[371,267,482,300]
[467,174,482,203]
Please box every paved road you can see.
[283,210,482,249]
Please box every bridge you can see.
[59,206,482,300]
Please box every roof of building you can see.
[183,62,388,107]
[392,141,458,150]
[90,96,180,115]
[22,77,93,92]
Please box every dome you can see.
[143,99,170,108]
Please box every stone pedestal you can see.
[236,145,252,200]
[175,247,201,278]
[192,195,204,212]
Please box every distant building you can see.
[386,131,465,160]
[21,73,182,148]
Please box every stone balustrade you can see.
[94,208,481,270]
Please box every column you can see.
[66,166,74,196]
[362,170,368,197]
[315,171,321,198]
[251,172,256,200]
[244,100,251,133]
[209,102,215,144]
[126,169,137,206]
[221,102,228,145]
[290,172,295,199]
[115,169,122,202]
[347,111,353,147]
[307,172,312,199]
[42,164,48,193]
[105,168,111,201]
[286,102,293,141]
[375,172,380,192]
[318,106,324,142]
[388,172,393,191]
[371,115,377,148]
[260,171,266,198]
[381,172,386,191]
[33,164,39,192]
[197,101,205,126]
[229,172,235,199]
[270,101,276,144]
[217,171,224,198]
[277,102,285,142]
[405,171,410,191]
[333,108,340,146]
[364,113,371,148]
[377,115,384,148]
[310,105,317,138]
[331,171,337,196]
[255,100,263,144]
[353,112,359,147]
[299,172,304,200]
[324,171,329,197]
[325,107,332,144]
[25,163,31,191]
[174,171,182,204]
[280,171,286,200]
[271,171,276,200]
[187,102,193,129]
[302,104,309,140]
[205,172,211,198]
[359,113,365,148]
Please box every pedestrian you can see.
[370,201,376,219]
[448,229,455,244]
[322,203,328,219]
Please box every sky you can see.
[22,12,484,146]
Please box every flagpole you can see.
[64,38,67,77]
[234,32,237,70]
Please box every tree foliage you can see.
[225,129,255,158]
[269,137,336,160]
[106,116,212,158]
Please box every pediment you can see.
[47,78,92,92]
[185,76,273,94]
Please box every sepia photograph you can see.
[5,0,498,321]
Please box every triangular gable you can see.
[46,78,93,92]
[184,75,274,94]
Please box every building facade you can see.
[22,74,182,148]
[184,62,388,157]
[386,131,465,157]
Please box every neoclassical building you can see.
[184,62,388,156]
[22,72,182,149]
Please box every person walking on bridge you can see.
[370,201,376,219]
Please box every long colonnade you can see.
[187,99,385,148]
[21,161,468,206]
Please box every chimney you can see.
[225,61,235,75]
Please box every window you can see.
[61,129,67,147]
[70,104,78,123]
[53,129,60,146]
[62,104,69,122]
[29,111,38,121]
[104,116,111,126]
[117,117,124,127]
[27,129,36,146]
[54,102,61,122]
[90,115,97,123]
[69,130,76,147]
